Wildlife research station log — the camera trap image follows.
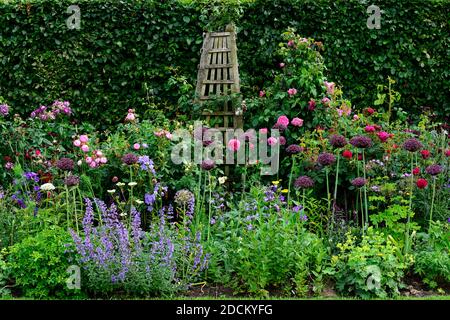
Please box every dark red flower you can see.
[366,107,375,115]
[420,149,431,159]
[412,167,420,176]
[416,178,428,189]
[342,150,353,159]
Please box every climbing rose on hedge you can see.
[287,88,297,96]
[377,131,390,142]
[277,115,289,127]
[291,117,303,127]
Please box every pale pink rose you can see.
[85,157,93,164]
[89,161,97,168]
[288,40,295,47]
[259,90,266,97]
[227,139,241,152]
[125,113,135,122]
[81,144,89,152]
[268,137,278,146]
[133,143,140,150]
[77,160,82,166]
[79,135,89,143]
[73,139,81,147]
[321,97,331,105]
[353,115,359,120]
[95,157,101,164]
[165,132,172,140]
[277,115,290,127]
[100,157,108,164]
[279,62,285,68]
[324,81,335,95]
[291,117,303,127]
[287,88,298,96]
[337,109,344,117]
[95,150,103,157]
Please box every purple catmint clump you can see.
[137,155,156,174]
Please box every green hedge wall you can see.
[0,0,449,127]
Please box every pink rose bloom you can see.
[321,97,331,105]
[125,113,135,122]
[324,81,335,95]
[279,136,286,145]
[353,115,359,120]
[377,131,390,142]
[291,117,303,127]
[268,137,278,146]
[277,115,290,127]
[95,150,103,157]
[227,139,241,152]
[133,143,140,150]
[287,40,295,47]
[154,130,163,137]
[79,135,89,143]
[89,161,97,168]
[259,90,266,97]
[279,62,285,68]
[287,88,298,96]
[337,109,344,117]
[73,139,81,147]
[365,125,376,133]
[260,128,268,134]
[85,157,93,164]
[308,99,316,111]
[100,157,108,164]
[81,145,89,152]
[95,157,101,164]
[165,132,172,140]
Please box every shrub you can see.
[327,227,412,298]
[0,255,10,297]
[414,221,450,289]
[207,184,328,297]
[6,226,84,299]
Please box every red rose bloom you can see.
[420,150,431,159]
[358,153,363,161]
[416,178,428,189]
[342,150,353,159]
[366,107,375,115]
[445,149,450,157]
[412,167,420,176]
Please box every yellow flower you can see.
[281,189,289,193]
[272,180,279,185]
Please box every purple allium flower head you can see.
[294,176,314,189]
[64,175,80,186]
[122,153,138,165]
[201,159,215,171]
[350,135,373,149]
[286,144,303,154]
[317,152,336,166]
[425,164,443,176]
[56,157,74,171]
[351,177,367,188]
[0,104,9,116]
[402,138,423,152]
[329,134,348,148]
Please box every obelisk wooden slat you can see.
[195,24,243,131]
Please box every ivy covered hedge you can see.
[0,0,448,127]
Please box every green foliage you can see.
[6,227,84,299]
[0,255,10,297]
[414,221,450,289]
[207,184,328,297]
[0,0,448,128]
[326,227,412,299]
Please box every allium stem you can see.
[362,150,368,231]
[332,154,340,229]
[325,168,330,212]
[64,172,70,230]
[73,188,79,234]
[405,154,414,254]
[207,172,212,243]
[288,156,296,209]
[429,177,436,232]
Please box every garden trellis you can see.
[195,24,243,131]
